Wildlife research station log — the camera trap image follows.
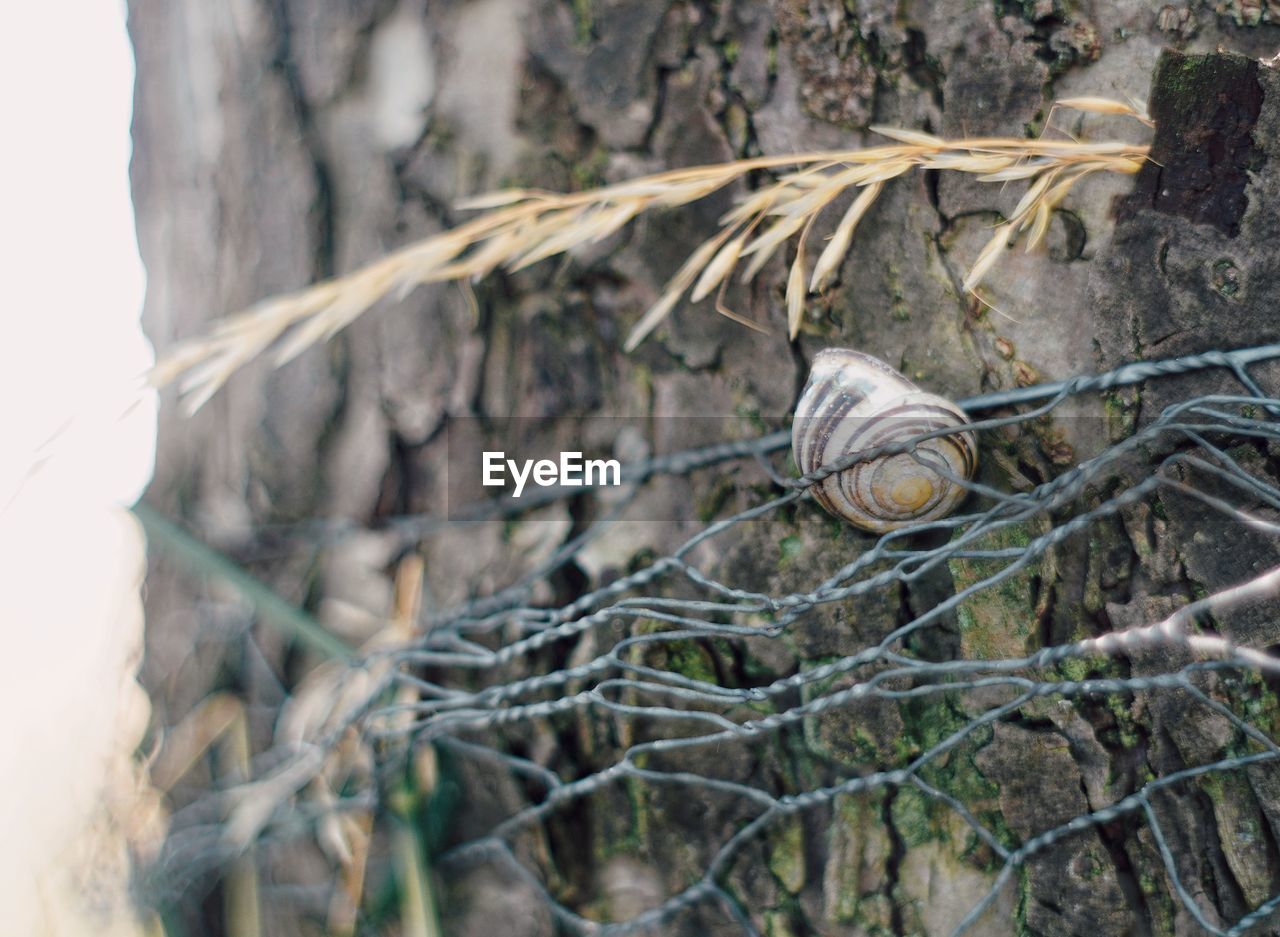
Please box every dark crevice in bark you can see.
[702,1,763,160]
[788,339,810,406]
[1265,645,1280,695]
[1003,710,1056,731]
[899,571,959,663]
[374,431,416,521]
[925,199,991,343]
[903,28,945,111]
[1194,785,1251,925]
[1098,819,1155,937]
[323,0,400,102]
[923,165,943,219]
[553,493,594,606]
[266,0,337,281]
[1248,787,1280,900]
[468,286,498,421]
[1142,731,1247,927]
[543,744,597,908]
[1051,208,1087,262]
[763,24,780,99]
[1127,308,1146,427]
[928,230,977,332]
[1030,571,1053,651]
[881,788,908,936]
[1034,889,1065,916]
[316,338,355,512]
[391,144,457,230]
[638,60,675,156]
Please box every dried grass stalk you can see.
[1054,96,1154,127]
[151,112,1150,411]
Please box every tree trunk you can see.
[131,1,1280,934]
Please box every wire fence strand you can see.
[154,343,1280,936]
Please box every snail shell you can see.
[791,349,978,532]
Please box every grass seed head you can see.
[150,102,1151,410]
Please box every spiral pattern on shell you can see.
[791,349,978,533]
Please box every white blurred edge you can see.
[0,1,161,935]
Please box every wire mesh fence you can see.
[151,343,1280,936]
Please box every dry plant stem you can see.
[393,821,441,937]
[225,716,263,937]
[327,809,374,937]
[151,693,246,793]
[151,106,1150,411]
[154,696,263,937]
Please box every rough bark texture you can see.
[131,2,1280,935]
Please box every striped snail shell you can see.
[791,349,978,533]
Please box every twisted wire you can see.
[157,342,1280,935]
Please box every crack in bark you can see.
[265,0,337,281]
[881,788,908,935]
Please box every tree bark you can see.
[131,1,1280,934]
